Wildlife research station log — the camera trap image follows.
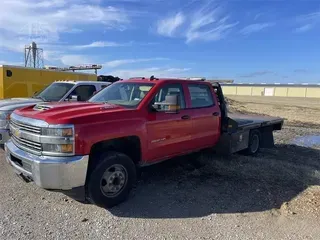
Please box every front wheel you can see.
[86,151,137,208]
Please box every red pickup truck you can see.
[5,77,283,208]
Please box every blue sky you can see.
[0,0,320,83]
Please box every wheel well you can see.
[88,136,142,170]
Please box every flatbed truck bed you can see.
[215,113,284,155]
[229,113,283,130]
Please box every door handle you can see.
[212,112,219,116]
[181,115,190,120]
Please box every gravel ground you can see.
[0,97,319,240]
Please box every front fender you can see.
[75,118,148,158]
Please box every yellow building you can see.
[221,83,320,98]
[0,65,97,99]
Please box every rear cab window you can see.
[187,83,215,108]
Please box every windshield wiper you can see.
[32,95,47,101]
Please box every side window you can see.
[188,84,214,108]
[152,83,186,109]
[71,85,96,101]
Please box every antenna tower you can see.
[24,42,44,68]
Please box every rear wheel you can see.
[86,151,137,208]
[242,129,261,155]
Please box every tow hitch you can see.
[16,173,32,183]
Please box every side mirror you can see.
[152,95,180,114]
[93,90,99,96]
[68,95,80,102]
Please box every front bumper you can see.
[0,129,10,144]
[5,140,89,190]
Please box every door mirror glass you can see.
[67,95,80,102]
[152,95,180,113]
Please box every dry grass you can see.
[226,96,320,127]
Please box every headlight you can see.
[42,127,73,137]
[42,143,73,154]
[41,125,74,155]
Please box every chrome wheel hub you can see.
[100,164,127,197]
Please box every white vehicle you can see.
[0,80,111,144]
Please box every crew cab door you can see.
[145,83,193,162]
[186,83,221,149]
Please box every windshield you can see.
[33,83,74,101]
[88,82,154,108]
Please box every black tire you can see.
[86,151,137,208]
[242,129,261,156]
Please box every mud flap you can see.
[259,126,275,148]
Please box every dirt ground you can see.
[0,96,319,240]
[227,95,320,128]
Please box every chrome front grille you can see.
[9,112,75,157]
[11,135,42,151]
[10,119,41,134]
[9,115,44,155]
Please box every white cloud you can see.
[60,54,92,66]
[295,11,320,33]
[239,23,274,35]
[0,34,26,52]
[0,0,132,52]
[0,60,24,66]
[155,3,238,43]
[187,14,238,42]
[156,12,185,37]
[295,24,313,33]
[72,41,159,50]
[65,29,84,34]
[33,0,66,8]
[109,67,191,78]
[72,41,132,50]
[166,68,190,72]
[43,50,64,62]
[254,13,263,21]
[298,11,320,22]
[103,58,168,68]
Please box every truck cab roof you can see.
[120,77,212,86]
[54,80,111,85]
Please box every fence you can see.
[221,84,320,98]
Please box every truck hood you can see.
[14,101,125,124]
[0,98,42,111]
